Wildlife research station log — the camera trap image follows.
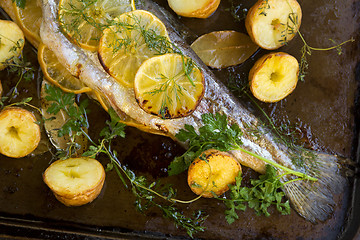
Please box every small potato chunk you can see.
[0,20,25,70]
[249,52,299,102]
[188,149,241,198]
[0,107,41,158]
[245,0,302,50]
[168,0,220,19]
[43,157,105,206]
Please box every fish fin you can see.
[282,152,348,222]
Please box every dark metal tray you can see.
[0,0,359,239]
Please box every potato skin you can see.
[188,149,241,198]
[168,0,220,19]
[43,157,105,207]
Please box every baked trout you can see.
[40,0,346,222]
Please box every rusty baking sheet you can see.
[0,0,359,239]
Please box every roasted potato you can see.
[188,149,241,198]
[0,107,41,158]
[43,157,105,206]
[249,52,299,102]
[168,0,220,18]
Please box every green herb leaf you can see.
[12,0,26,8]
[168,112,243,176]
[222,165,290,221]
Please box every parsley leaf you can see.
[222,165,290,223]
[44,84,89,137]
[169,112,317,182]
[12,0,26,8]
[168,113,242,176]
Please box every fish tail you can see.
[282,151,348,222]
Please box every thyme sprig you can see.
[258,1,355,81]
[226,0,248,22]
[0,37,35,101]
[44,85,207,237]
[168,113,298,218]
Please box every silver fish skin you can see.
[40,0,346,222]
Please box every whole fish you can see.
[40,0,346,222]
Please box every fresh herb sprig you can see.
[82,107,207,238]
[227,75,318,170]
[168,112,317,183]
[226,0,248,22]
[108,13,199,119]
[169,113,293,218]
[222,165,290,224]
[44,84,89,158]
[0,37,35,100]
[43,85,206,237]
[258,1,355,81]
[12,0,26,8]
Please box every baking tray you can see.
[0,0,359,239]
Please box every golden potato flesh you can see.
[245,0,302,50]
[249,52,299,102]
[0,107,41,158]
[43,157,105,206]
[188,149,241,198]
[167,0,220,18]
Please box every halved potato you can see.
[245,0,302,50]
[0,107,41,158]
[249,52,299,102]
[188,149,241,198]
[168,0,220,18]
[43,157,105,206]
[0,20,25,70]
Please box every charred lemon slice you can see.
[98,10,172,88]
[13,0,42,47]
[134,53,205,119]
[58,0,135,51]
[38,43,92,94]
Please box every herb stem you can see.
[234,145,318,181]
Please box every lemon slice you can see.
[134,53,205,119]
[13,0,42,48]
[38,43,92,94]
[58,0,135,51]
[98,9,172,88]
